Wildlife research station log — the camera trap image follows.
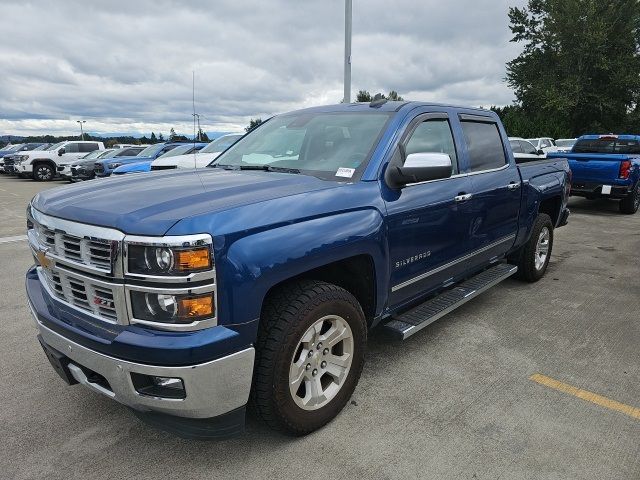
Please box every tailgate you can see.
[566,154,626,183]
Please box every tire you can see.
[619,183,639,214]
[514,213,554,283]
[33,163,54,181]
[251,280,367,435]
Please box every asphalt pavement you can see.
[0,175,638,480]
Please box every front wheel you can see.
[514,213,554,282]
[33,163,54,181]
[619,183,639,214]
[251,280,366,435]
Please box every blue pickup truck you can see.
[25,101,570,438]
[547,134,640,214]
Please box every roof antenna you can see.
[369,93,387,108]
[192,70,197,169]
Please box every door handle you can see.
[454,193,473,202]
[507,182,521,190]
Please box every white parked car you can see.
[554,138,577,152]
[509,137,547,162]
[526,137,557,153]
[16,140,105,181]
[150,134,243,170]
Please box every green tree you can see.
[158,132,165,142]
[197,128,210,142]
[169,128,177,141]
[245,118,263,133]
[356,89,404,102]
[506,0,640,137]
[356,90,372,102]
[150,132,157,142]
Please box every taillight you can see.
[619,160,631,179]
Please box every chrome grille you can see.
[42,266,118,321]
[34,223,114,272]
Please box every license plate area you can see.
[37,335,78,386]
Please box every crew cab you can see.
[548,134,640,214]
[509,137,546,162]
[16,141,105,181]
[94,142,181,177]
[25,101,570,439]
[150,134,243,171]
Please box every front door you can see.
[383,113,476,307]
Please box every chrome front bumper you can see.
[32,311,255,419]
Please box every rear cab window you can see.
[460,121,507,172]
[573,137,640,154]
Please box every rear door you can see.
[460,115,520,265]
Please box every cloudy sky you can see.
[0,0,526,137]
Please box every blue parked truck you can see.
[547,134,640,214]
[25,101,570,438]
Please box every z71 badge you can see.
[395,251,430,269]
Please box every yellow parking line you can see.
[530,373,640,420]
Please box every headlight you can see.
[108,162,122,169]
[16,155,29,164]
[130,291,214,324]
[125,234,213,277]
[128,245,211,275]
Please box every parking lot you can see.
[0,175,638,479]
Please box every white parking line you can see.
[0,234,27,244]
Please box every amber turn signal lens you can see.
[175,248,211,271]
[178,295,214,320]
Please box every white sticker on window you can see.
[336,167,355,178]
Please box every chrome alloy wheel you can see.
[535,226,550,271]
[289,315,354,411]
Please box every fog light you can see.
[131,373,185,399]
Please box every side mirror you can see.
[385,152,452,189]
[537,149,544,155]
[58,148,65,156]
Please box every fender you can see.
[215,208,387,336]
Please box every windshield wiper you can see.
[238,165,301,174]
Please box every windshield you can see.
[555,139,575,147]
[32,144,49,151]
[100,149,126,159]
[573,138,640,154]
[201,134,243,153]
[47,142,66,151]
[4,144,24,152]
[81,150,105,159]
[96,149,115,158]
[157,144,194,159]
[137,144,164,157]
[212,112,391,180]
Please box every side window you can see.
[79,143,99,153]
[541,139,552,149]
[65,143,80,153]
[404,119,458,174]
[509,140,523,153]
[520,141,538,155]
[460,121,507,172]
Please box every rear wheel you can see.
[33,163,54,181]
[514,213,554,282]
[619,183,639,214]
[251,280,366,435]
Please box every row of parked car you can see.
[0,133,243,181]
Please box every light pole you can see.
[343,0,352,103]
[192,113,201,141]
[77,120,86,140]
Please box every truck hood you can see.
[31,168,338,235]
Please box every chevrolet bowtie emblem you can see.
[36,248,53,269]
